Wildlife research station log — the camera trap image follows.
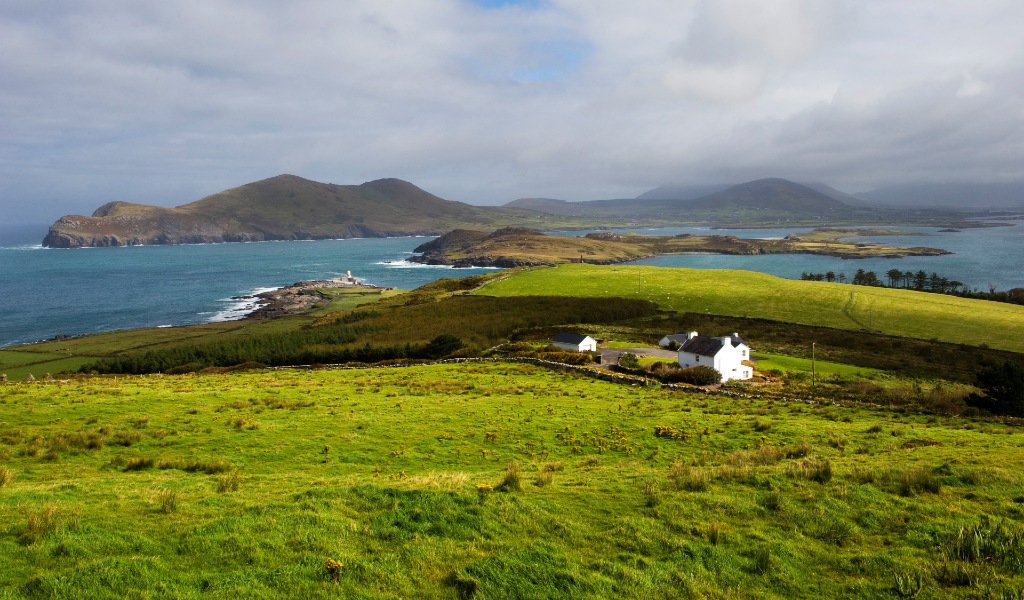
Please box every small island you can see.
[409,227,951,267]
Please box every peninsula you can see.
[409,227,950,267]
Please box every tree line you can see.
[799,268,1022,305]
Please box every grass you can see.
[753,352,883,378]
[475,264,1024,352]
[2,362,1024,597]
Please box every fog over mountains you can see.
[511,181,1024,211]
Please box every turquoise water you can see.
[0,225,496,347]
[1,222,1020,348]
[552,224,1024,292]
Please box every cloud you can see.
[0,0,1022,221]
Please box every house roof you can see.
[662,334,689,343]
[553,333,591,345]
[679,336,725,357]
[729,334,748,347]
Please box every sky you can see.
[1,0,1023,222]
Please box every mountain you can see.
[42,175,551,248]
[854,183,1024,210]
[798,182,878,207]
[689,179,847,213]
[500,178,853,221]
[634,184,730,200]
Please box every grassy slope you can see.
[475,264,1024,353]
[2,364,1023,598]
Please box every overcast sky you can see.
[2,0,1023,222]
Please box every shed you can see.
[552,333,597,352]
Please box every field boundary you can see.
[271,356,761,399]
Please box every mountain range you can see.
[42,175,1013,248]
[42,175,547,248]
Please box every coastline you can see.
[240,278,391,320]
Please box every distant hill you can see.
[690,179,847,213]
[634,184,730,200]
[855,183,1024,210]
[42,175,556,248]
[502,178,855,221]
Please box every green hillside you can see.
[3,363,1024,598]
[474,264,1024,353]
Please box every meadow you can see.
[2,364,1024,598]
[475,264,1024,353]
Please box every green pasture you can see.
[475,264,1024,353]
[1,363,1023,598]
[752,353,883,378]
[603,341,656,349]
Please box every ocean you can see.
[1,221,1021,348]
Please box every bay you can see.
[0,225,495,347]
[551,223,1024,292]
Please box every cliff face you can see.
[42,175,526,248]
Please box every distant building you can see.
[676,332,753,382]
[552,333,597,352]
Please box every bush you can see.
[967,360,1024,417]
[619,353,640,369]
[662,365,722,386]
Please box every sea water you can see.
[0,225,497,347]
[1,222,1020,348]
[550,223,1024,292]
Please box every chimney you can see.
[733,332,739,337]
[722,336,731,347]
[687,331,698,340]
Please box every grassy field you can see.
[475,264,1024,353]
[752,353,884,378]
[2,363,1024,598]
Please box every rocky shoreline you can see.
[241,279,389,320]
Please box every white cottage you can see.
[552,333,597,352]
[676,332,753,383]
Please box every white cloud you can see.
[0,0,1022,221]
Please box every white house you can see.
[552,333,597,352]
[676,331,753,383]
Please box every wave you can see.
[375,261,500,270]
[207,286,281,323]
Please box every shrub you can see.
[216,473,241,493]
[496,462,522,492]
[758,489,784,512]
[670,463,709,492]
[661,365,722,386]
[788,458,832,484]
[967,360,1024,417]
[157,489,178,513]
[896,467,942,495]
[125,457,155,471]
[619,353,641,369]
[785,439,812,458]
[534,471,553,487]
[642,481,661,507]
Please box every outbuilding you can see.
[676,331,753,382]
[552,333,597,352]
